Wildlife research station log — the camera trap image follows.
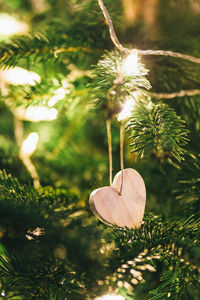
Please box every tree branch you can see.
[138,49,200,64]
[150,89,200,99]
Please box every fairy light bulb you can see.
[48,87,67,107]
[96,295,124,300]
[117,96,136,121]
[0,14,28,35]
[20,132,39,156]
[15,106,58,122]
[122,51,138,75]
[0,67,40,86]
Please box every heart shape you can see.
[89,168,146,228]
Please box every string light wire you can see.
[106,119,113,187]
[119,123,124,195]
[97,0,200,99]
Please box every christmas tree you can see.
[0,0,200,299]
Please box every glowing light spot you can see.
[146,101,153,110]
[0,67,40,86]
[96,295,125,300]
[15,106,58,122]
[117,96,136,121]
[20,132,39,156]
[0,14,28,35]
[131,278,139,285]
[48,87,68,107]
[1,291,5,296]
[122,51,138,75]
[26,227,45,240]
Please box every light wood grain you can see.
[89,168,146,228]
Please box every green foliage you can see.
[0,30,98,70]
[104,212,200,300]
[174,154,200,221]
[0,0,200,299]
[92,50,151,118]
[0,170,95,299]
[128,100,189,162]
[0,169,200,299]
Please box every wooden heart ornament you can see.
[89,168,146,228]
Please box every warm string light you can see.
[1,67,58,122]
[122,51,138,76]
[0,66,60,190]
[20,132,39,157]
[15,106,58,122]
[1,291,5,297]
[0,67,60,122]
[117,96,137,121]
[96,295,125,300]
[117,52,139,121]
[0,67,41,86]
[19,132,40,189]
[0,14,28,36]
[48,87,67,107]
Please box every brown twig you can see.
[150,89,200,99]
[119,123,124,195]
[106,119,112,186]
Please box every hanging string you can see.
[119,122,124,195]
[106,119,112,186]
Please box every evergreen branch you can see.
[0,32,98,68]
[150,89,200,99]
[149,265,200,300]
[0,169,35,204]
[102,213,200,298]
[92,50,150,118]
[174,154,200,206]
[128,100,189,162]
[0,256,76,299]
[149,249,200,300]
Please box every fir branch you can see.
[0,255,84,300]
[0,32,98,69]
[149,260,200,300]
[128,100,189,162]
[92,50,150,118]
[0,169,36,204]
[101,213,200,298]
